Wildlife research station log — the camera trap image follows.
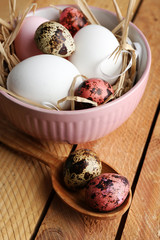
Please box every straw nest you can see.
[0,0,137,111]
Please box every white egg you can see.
[69,24,123,85]
[7,55,82,109]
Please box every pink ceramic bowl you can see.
[0,6,151,144]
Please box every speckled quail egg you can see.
[59,7,89,36]
[63,149,102,190]
[34,21,75,57]
[85,173,130,212]
[75,78,114,109]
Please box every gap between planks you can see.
[131,0,143,22]
[30,190,55,240]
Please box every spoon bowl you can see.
[50,159,132,219]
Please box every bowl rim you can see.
[0,5,151,116]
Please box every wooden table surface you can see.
[0,0,160,239]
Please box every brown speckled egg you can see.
[63,149,102,191]
[59,7,89,36]
[75,78,114,109]
[85,173,130,212]
[34,21,75,57]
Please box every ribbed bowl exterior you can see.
[0,74,149,144]
[0,7,151,144]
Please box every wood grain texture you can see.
[0,117,72,240]
[121,112,160,240]
[36,196,127,240]
[0,0,140,20]
[0,117,72,166]
[0,143,52,240]
[53,0,140,17]
[35,195,85,240]
[121,0,160,238]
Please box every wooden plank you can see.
[121,111,160,239]
[0,143,52,240]
[0,118,74,240]
[121,0,160,237]
[0,0,51,20]
[53,0,140,17]
[0,0,140,21]
[0,117,73,240]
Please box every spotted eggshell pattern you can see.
[75,78,114,109]
[85,173,130,212]
[59,7,89,36]
[63,149,102,190]
[34,21,75,57]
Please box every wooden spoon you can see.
[51,160,132,219]
[0,117,132,219]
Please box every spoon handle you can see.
[0,117,67,167]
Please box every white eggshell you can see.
[69,25,123,85]
[7,55,82,109]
